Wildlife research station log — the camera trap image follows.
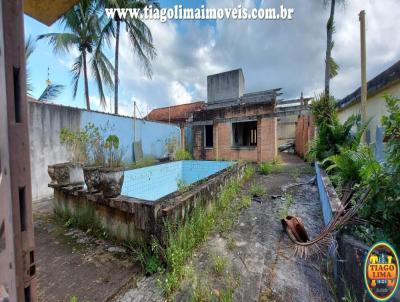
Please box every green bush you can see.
[249,184,266,197]
[307,93,368,162]
[258,161,281,175]
[175,148,193,160]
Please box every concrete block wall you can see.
[28,101,180,202]
[207,69,244,103]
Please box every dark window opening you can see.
[204,125,213,148]
[19,186,26,231]
[232,121,257,147]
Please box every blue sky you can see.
[24,0,400,116]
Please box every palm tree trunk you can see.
[82,50,91,110]
[114,20,120,115]
[325,0,335,97]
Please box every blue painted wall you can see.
[80,111,180,162]
[141,120,180,158]
[315,162,338,279]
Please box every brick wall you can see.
[193,116,277,162]
[295,115,314,158]
[259,117,278,161]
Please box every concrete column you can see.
[180,125,185,149]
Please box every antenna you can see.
[46,67,51,86]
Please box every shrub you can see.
[249,184,266,197]
[307,94,369,162]
[359,94,400,248]
[60,128,89,164]
[175,148,193,160]
[259,161,281,175]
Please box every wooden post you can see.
[359,10,368,143]
[180,124,185,149]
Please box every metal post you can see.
[359,10,368,143]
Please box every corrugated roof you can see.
[337,59,400,110]
[146,101,205,123]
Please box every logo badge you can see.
[364,242,399,301]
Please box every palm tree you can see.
[101,0,157,114]
[324,0,341,97]
[25,36,65,101]
[37,0,114,110]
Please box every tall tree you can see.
[101,0,156,114]
[25,36,65,101]
[324,0,340,96]
[38,0,114,110]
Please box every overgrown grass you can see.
[175,148,193,160]
[278,193,295,219]
[159,165,254,297]
[249,184,266,197]
[258,160,281,175]
[212,255,228,277]
[272,154,282,165]
[289,167,301,179]
[54,202,109,240]
[124,156,158,170]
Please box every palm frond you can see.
[328,56,339,79]
[25,36,36,96]
[284,188,371,258]
[71,54,83,98]
[126,18,156,77]
[37,32,79,54]
[38,84,65,102]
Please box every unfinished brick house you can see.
[191,69,280,162]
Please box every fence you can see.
[295,115,314,158]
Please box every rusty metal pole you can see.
[0,0,37,301]
[359,10,368,143]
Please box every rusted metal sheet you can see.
[0,0,37,300]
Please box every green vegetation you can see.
[37,0,114,110]
[212,255,228,276]
[289,168,301,179]
[60,128,89,164]
[311,93,400,249]
[124,157,158,170]
[177,179,189,193]
[189,263,239,302]
[272,154,282,165]
[258,160,281,175]
[175,148,193,160]
[54,202,109,240]
[278,193,295,220]
[158,165,254,297]
[249,184,266,197]
[307,94,368,162]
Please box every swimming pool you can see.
[121,160,234,201]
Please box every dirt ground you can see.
[115,154,335,302]
[33,203,140,302]
[34,154,335,302]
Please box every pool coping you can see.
[122,160,235,203]
[49,161,247,244]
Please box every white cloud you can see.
[105,0,400,114]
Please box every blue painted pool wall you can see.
[315,162,338,279]
[315,162,333,227]
[80,111,180,162]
